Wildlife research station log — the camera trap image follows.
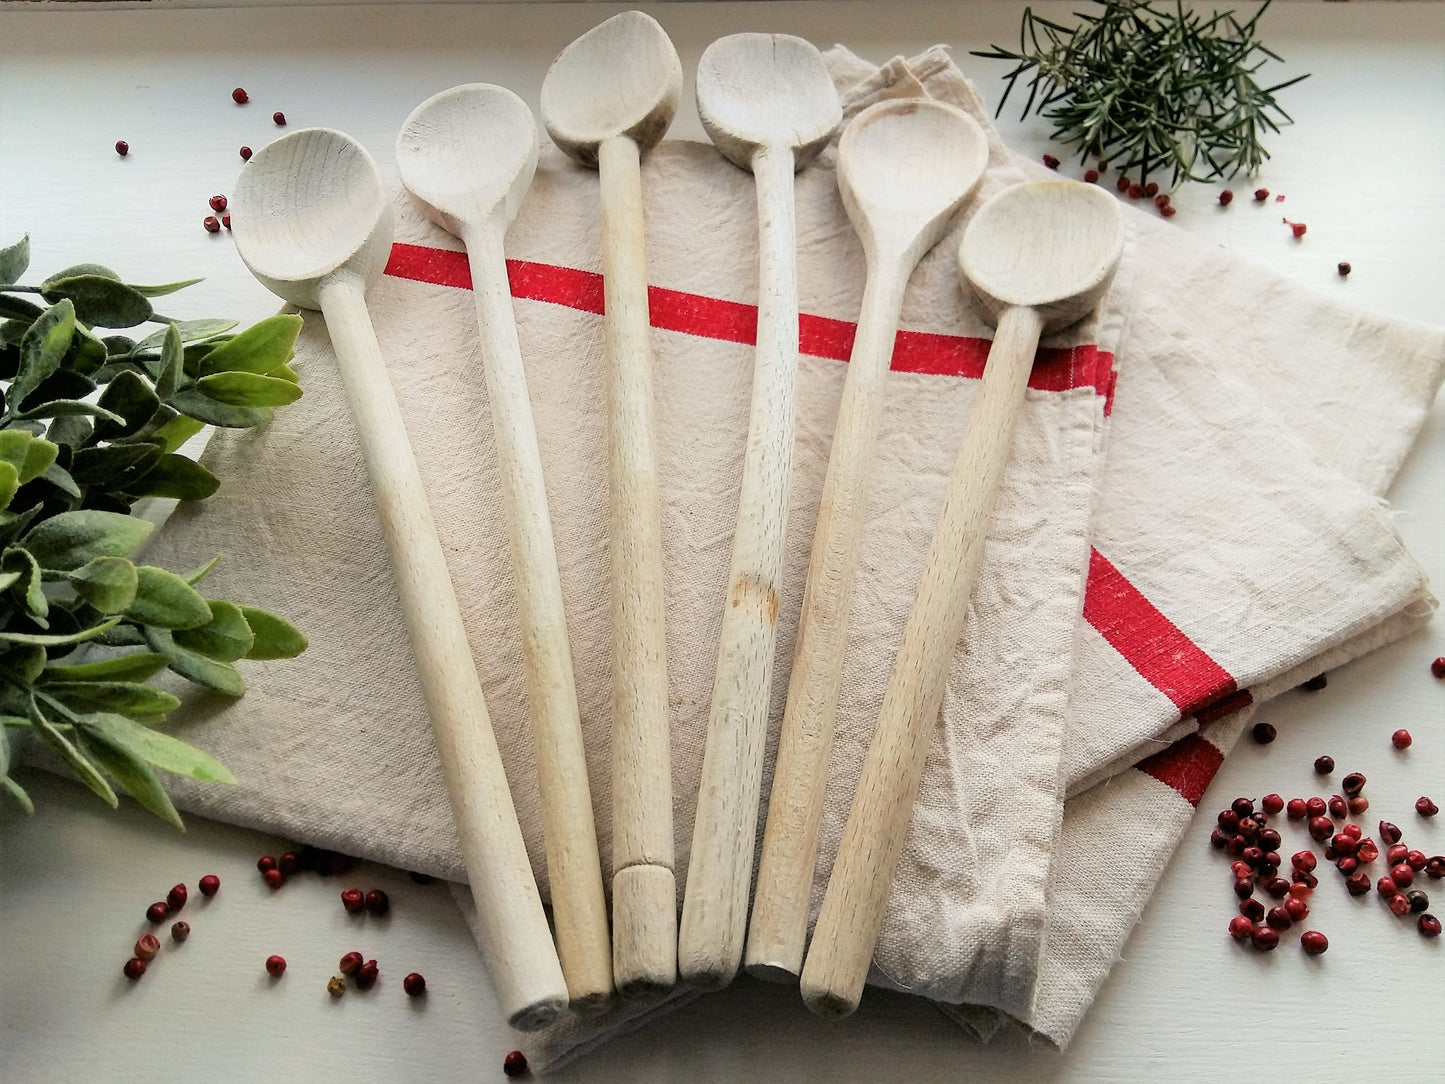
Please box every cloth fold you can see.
[106,45,1441,1072]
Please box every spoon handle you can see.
[679,144,801,988]
[744,260,910,981]
[465,227,613,1010]
[801,303,1044,1019]
[597,133,677,996]
[316,274,568,1032]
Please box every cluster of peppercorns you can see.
[340,886,391,916]
[123,875,218,980]
[203,193,229,236]
[257,845,355,889]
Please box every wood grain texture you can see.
[800,181,1125,1018]
[747,100,990,984]
[680,32,840,990]
[397,83,612,1012]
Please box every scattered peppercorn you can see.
[203,215,221,235]
[209,194,227,213]
[1253,188,1269,202]
[1232,798,1254,819]
[1432,657,1445,679]
[1380,821,1403,845]
[135,934,160,961]
[1426,857,1445,879]
[1265,906,1292,931]
[171,921,190,942]
[1328,795,1347,819]
[1337,261,1351,277]
[273,111,287,127]
[1284,896,1309,923]
[1306,797,1328,818]
[1336,856,1358,875]
[1291,851,1316,872]
[1218,189,1234,206]
[1357,839,1379,863]
[1420,914,1442,938]
[1210,827,1230,850]
[1348,796,1370,816]
[1262,794,1284,816]
[1314,756,1334,775]
[1292,870,1318,889]
[1300,930,1328,955]
[328,975,347,998]
[1145,181,1159,197]
[123,957,147,981]
[232,87,249,104]
[342,887,365,914]
[365,889,390,917]
[1284,219,1307,239]
[1116,175,1131,193]
[1378,875,1399,897]
[1264,878,1290,900]
[1127,183,1145,199]
[1391,728,1412,750]
[503,1050,529,1078]
[240,146,253,161]
[199,874,220,898]
[146,901,169,924]
[1332,833,1357,857]
[1286,798,1307,820]
[1387,844,1409,867]
[403,972,427,997]
[114,140,129,157]
[1042,153,1060,169]
[1154,193,1170,209]
[1346,872,1371,896]
[1252,722,1277,745]
[1418,796,1440,818]
[222,214,232,231]
[1392,864,1416,888]
[1308,816,1334,842]
[263,868,284,889]
[258,856,277,873]
[1239,898,1265,921]
[1408,850,1427,871]
[1251,925,1280,951]
[1084,169,1099,183]
[1406,889,1430,913]
[277,852,299,875]
[167,883,188,912]
[1303,674,1327,691]
[1259,828,1282,852]
[1389,893,1411,917]
[340,951,364,976]
[356,959,379,990]
[1341,773,1366,798]
[1228,914,1254,940]
[265,955,287,977]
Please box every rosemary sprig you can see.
[972,0,1309,188]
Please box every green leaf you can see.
[104,335,136,356]
[129,278,203,298]
[39,275,153,329]
[23,509,153,571]
[238,605,308,660]
[0,570,19,591]
[40,462,82,500]
[168,389,273,429]
[129,318,236,356]
[12,299,75,407]
[0,616,120,646]
[30,698,117,807]
[69,443,161,487]
[185,554,221,585]
[144,627,245,696]
[0,295,44,321]
[40,651,168,684]
[197,314,302,377]
[47,681,181,717]
[152,414,206,455]
[67,555,138,613]
[196,371,302,408]
[69,323,109,375]
[155,323,183,401]
[18,436,59,485]
[0,234,30,286]
[93,369,160,439]
[79,710,234,784]
[125,565,211,629]
[0,460,17,509]
[128,453,219,501]
[76,726,182,829]
[93,624,146,648]
[3,644,49,684]
[3,775,35,815]
[3,546,48,619]
[13,399,126,425]
[46,414,93,451]
[272,362,300,382]
[174,600,254,662]
[0,318,32,349]
[43,263,120,283]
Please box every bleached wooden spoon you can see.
[800,179,1126,1020]
[679,32,842,990]
[745,99,989,986]
[541,10,681,997]
[396,84,612,1013]
[231,127,568,1032]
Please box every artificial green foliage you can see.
[973,0,1308,188]
[0,235,308,826]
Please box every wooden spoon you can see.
[679,32,841,990]
[541,10,682,997]
[396,84,612,1013]
[800,180,1126,1020]
[746,99,989,985]
[230,128,568,1032]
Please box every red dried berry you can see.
[1342,773,1366,798]
[1420,914,1442,938]
[364,889,390,916]
[1233,796,1255,818]
[1342,823,1362,841]
[265,955,287,977]
[1328,796,1347,819]
[1251,925,1280,951]
[340,951,364,976]
[1432,657,1445,679]
[1127,183,1145,199]
[1084,169,1099,183]
[1116,175,1131,193]
[1252,722,1276,744]
[171,921,190,942]
[1218,809,1240,831]
[1300,930,1328,955]
[240,146,253,161]
[1314,756,1334,775]
[1356,839,1379,863]
[1234,878,1255,900]
[1042,154,1060,170]
[1263,877,1290,900]
[1285,220,1307,239]
[1392,728,1412,749]
[1303,674,1327,691]
[1379,876,1399,897]
[276,852,298,875]
[356,959,379,990]
[1336,856,1358,875]
[114,140,129,157]
[1380,820,1403,845]
[203,215,221,235]
[1162,204,1178,220]
[209,194,227,213]
[403,972,427,997]
[1286,798,1307,820]
[1389,893,1412,917]
[1154,193,1170,209]
[1337,261,1351,277]
[146,901,169,924]
[1226,835,1246,856]
[199,874,220,898]
[1308,816,1334,842]
[1242,846,1264,867]
[1392,864,1416,888]
[1258,828,1282,852]
[1292,870,1318,890]
[273,111,287,126]
[167,883,188,912]
[1239,898,1265,921]
[1306,797,1328,818]
[222,214,231,231]
[1348,795,1370,816]
[1346,872,1371,896]
[503,1050,529,1078]
[1388,844,1410,866]
[123,957,147,980]
[257,855,277,873]
[1254,187,1270,202]
[1408,850,1428,871]
[232,87,249,104]
[1144,181,1159,197]
[263,868,284,889]
[1210,827,1230,850]
[1284,896,1309,923]
[135,934,160,961]
[1332,833,1357,857]
[1218,189,1234,206]
[1406,889,1430,913]
[1097,160,1109,172]
[1426,857,1445,879]
[342,887,365,913]
[1417,796,1439,818]
[1266,906,1292,931]
[1262,794,1284,816]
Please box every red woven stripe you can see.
[384,242,1111,393]
[1137,734,1226,808]
[1195,689,1255,727]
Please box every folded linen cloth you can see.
[111,45,1441,1070]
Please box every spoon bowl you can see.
[231,127,392,310]
[838,100,990,263]
[540,10,681,167]
[961,181,1126,333]
[396,84,538,238]
[696,33,842,171]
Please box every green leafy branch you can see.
[0,234,307,826]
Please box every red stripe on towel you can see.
[1137,733,1226,808]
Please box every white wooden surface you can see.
[1,3,1442,1080]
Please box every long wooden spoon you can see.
[679,32,842,990]
[746,99,989,984]
[800,179,1126,1020]
[541,10,681,997]
[230,128,568,1031]
[396,83,612,1013]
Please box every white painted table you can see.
[2,3,1442,1080]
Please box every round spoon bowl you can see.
[397,84,539,238]
[837,100,990,262]
[540,10,681,166]
[960,181,1125,333]
[696,33,842,171]
[231,127,392,310]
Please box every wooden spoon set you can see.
[229,11,1124,1033]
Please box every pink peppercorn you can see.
[1342,773,1366,797]
[1254,188,1270,202]
[1292,870,1318,889]
[1332,834,1357,857]
[135,934,160,960]
[209,194,227,213]
[1418,796,1439,818]
[273,111,287,126]
[340,951,364,975]
[1408,850,1428,871]
[1300,930,1328,955]
[1346,872,1371,896]
[1420,914,1442,938]
[356,959,379,990]
[1357,840,1379,863]
[1264,877,1291,899]
[1258,828,1282,852]
[341,887,365,913]
[1328,795,1347,819]
[1127,183,1145,199]
[1284,896,1309,923]
[1432,657,1445,679]
[1336,856,1358,875]
[1084,169,1100,183]
[1392,864,1416,888]
[1381,821,1403,845]
[1266,906,1292,931]
[114,140,129,157]
[1234,878,1255,900]
[1231,860,1254,880]
[1389,893,1411,917]
[203,216,221,234]
[1308,816,1334,842]
[1292,851,1317,873]
[1160,205,1177,218]
[1145,181,1159,197]
[1338,261,1351,277]
[1210,828,1230,850]
[1426,857,1445,879]
[1348,795,1370,816]
[1392,728,1412,749]
[1287,881,1313,900]
[1042,154,1060,169]
[1378,876,1399,897]
[240,146,253,161]
[503,1050,529,1078]
[222,214,231,231]
[1342,823,1362,841]
[403,972,426,997]
[1117,175,1131,193]
[199,874,220,898]
[123,958,147,980]
[364,889,390,916]
[1387,843,1409,866]
[258,856,277,873]
[1262,794,1284,816]
[171,921,190,942]
[1286,798,1307,820]
[1286,220,1307,239]
[1306,797,1328,818]
[232,87,249,104]
[167,884,187,912]
[1251,925,1280,951]
[1218,189,1234,206]
[1240,898,1265,921]
[1218,809,1240,831]
[263,868,284,889]
[146,901,169,924]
